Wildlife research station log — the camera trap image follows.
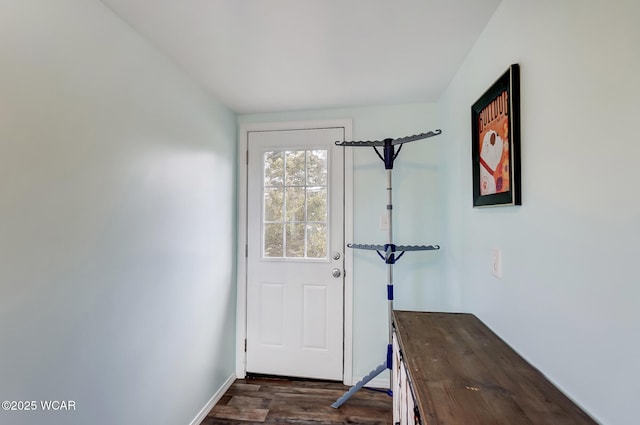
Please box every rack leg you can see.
[331,362,388,409]
[333,162,398,409]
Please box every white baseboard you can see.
[347,371,390,390]
[363,375,390,389]
[189,373,236,425]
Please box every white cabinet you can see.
[392,332,421,425]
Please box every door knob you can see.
[331,268,342,278]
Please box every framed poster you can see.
[471,64,521,207]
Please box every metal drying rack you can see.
[332,129,442,408]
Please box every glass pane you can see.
[264,223,284,257]
[285,150,306,186]
[306,187,327,221]
[264,188,284,222]
[307,150,327,185]
[262,147,331,260]
[306,223,327,258]
[286,223,305,257]
[264,151,284,186]
[285,187,305,222]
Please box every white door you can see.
[246,127,345,380]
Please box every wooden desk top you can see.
[392,311,597,425]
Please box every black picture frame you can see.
[471,64,521,207]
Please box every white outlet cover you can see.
[379,214,389,231]
[491,248,502,278]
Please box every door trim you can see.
[236,119,354,384]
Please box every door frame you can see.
[236,119,354,384]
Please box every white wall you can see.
[0,2,237,425]
[240,104,447,383]
[439,1,640,424]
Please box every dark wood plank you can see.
[227,395,271,410]
[268,392,390,424]
[208,404,269,422]
[393,310,598,425]
[203,376,392,424]
[225,382,261,394]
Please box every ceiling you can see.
[100,0,502,114]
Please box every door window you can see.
[263,149,328,259]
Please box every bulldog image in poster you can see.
[477,90,510,196]
[479,130,503,195]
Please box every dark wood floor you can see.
[200,376,392,424]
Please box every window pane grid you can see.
[263,149,328,259]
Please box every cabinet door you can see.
[392,333,401,424]
[401,361,410,424]
[393,331,423,425]
[407,383,418,425]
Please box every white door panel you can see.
[246,127,344,380]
